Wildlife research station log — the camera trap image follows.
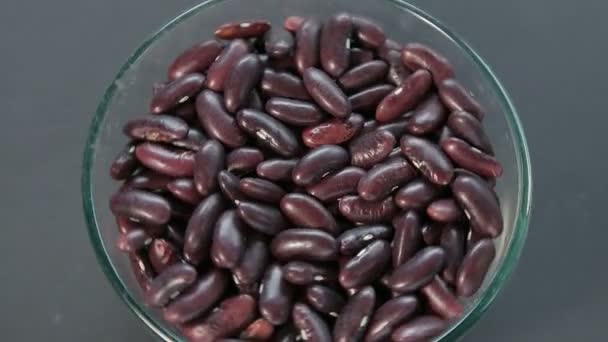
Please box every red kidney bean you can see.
[123,115,189,143]
[196,90,247,148]
[261,69,311,100]
[402,42,454,83]
[391,315,447,342]
[205,39,250,91]
[352,16,386,48]
[448,111,493,153]
[226,147,264,174]
[466,228,484,251]
[146,262,197,307]
[280,193,339,234]
[166,178,201,205]
[122,171,172,192]
[110,189,171,226]
[172,101,198,122]
[421,222,443,246]
[256,158,298,182]
[182,295,256,341]
[217,170,247,203]
[364,295,418,342]
[260,264,294,325]
[400,134,454,185]
[439,225,466,284]
[339,60,388,91]
[320,13,352,78]
[129,252,155,292]
[150,73,205,114]
[389,246,446,293]
[301,114,364,148]
[451,173,502,237]
[116,229,154,252]
[337,224,393,256]
[339,195,397,224]
[392,210,422,268]
[183,193,225,265]
[211,210,246,269]
[376,69,432,122]
[350,129,396,169]
[394,178,442,210]
[134,143,195,177]
[350,48,375,67]
[303,67,351,118]
[295,18,322,74]
[306,166,365,202]
[422,276,464,320]
[271,229,338,262]
[349,84,394,113]
[305,285,345,316]
[292,303,332,342]
[334,286,375,342]
[236,109,301,157]
[239,177,286,203]
[339,240,391,289]
[240,318,275,340]
[268,54,298,72]
[171,128,206,151]
[233,235,269,285]
[224,54,263,113]
[236,201,288,236]
[265,27,294,58]
[111,144,138,180]
[405,94,447,135]
[441,137,503,178]
[284,16,304,32]
[385,49,412,86]
[427,198,465,223]
[167,40,223,80]
[193,139,224,196]
[283,261,337,285]
[247,89,264,110]
[215,20,271,39]
[265,97,325,126]
[292,145,349,186]
[438,78,484,119]
[163,268,228,324]
[148,238,179,273]
[377,39,402,62]
[358,157,417,201]
[457,239,495,297]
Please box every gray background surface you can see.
[1,0,606,340]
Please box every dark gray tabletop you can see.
[2,0,606,340]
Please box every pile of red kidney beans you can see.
[109,13,503,342]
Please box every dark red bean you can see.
[268,54,298,72]
[256,158,298,182]
[110,189,171,226]
[283,261,337,285]
[224,54,264,113]
[427,198,465,223]
[134,143,195,177]
[193,139,224,196]
[405,94,447,135]
[338,224,393,256]
[339,195,397,224]
[441,137,503,178]
[339,60,388,91]
[350,129,396,169]
[448,111,493,153]
[183,193,225,265]
[292,303,332,342]
[110,144,138,180]
[439,225,465,284]
[392,211,422,268]
[422,276,464,320]
[233,236,270,285]
[303,67,351,118]
[166,178,202,205]
[364,295,418,342]
[334,286,375,342]
[358,157,417,201]
[215,20,271,39]
[247,89,264,110]
[148,238,179,273]
[123,115,189,143]
[236,201,288,236]
[129,252,155,292]
[352,16,386,48]
[284,16,304,32]
[301,114,364,148]
[196,90,247,148]
[172,101,198,122]
[265,97,324,126]
[167,40,223,80]
[236,109,301,157]
[146,263,197,307]
[439,125,453,143]
[265,27,295,58]
[271,229,338,262]
[349,84,394,113]
[206,39,250,91]
[377,119,409,140]
[295,18,322,74]
[402,43,454,83]
[385,49,412,86]
[339,240,391,288]
[451,173,503,237]
[457,239,496,297]
[240,318,275,340]
[261,69,311,100]
[421,222,443,246]
[320,13,352,78]
[150,73,205,114]
[377,39,402,62]
[211,210,246,269]
[438,78,484,119]
[307,166,365,202]
[260,264,294,325]
[280,193,339,235]
[305,285,345,316]
[350,48,375,67]
[292,145,349,186]
[171,128,206,151]
[239,177,286,203]
[116,229,154,252]
[391,315,447,342]
[218,170,248,203]
[376,69,432,122]
[163,269,228,324]
[227,147,264,174]
[389,246,446,293]
[394,178,442,210]
[400,135,454,185]
[466,228,484,251]
[115,217,165,235]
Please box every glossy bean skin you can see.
[172,128,207,151]
[334,287,376,342]
[196,90,248,148]
[124,115,189,143]
[215,20,271,39]
[339,195,397,224]
[150,73,205,114]
[349,84,394,113]
[391,315,447,342]
[392,211,423,268]
[166,179,202,205]
[284,15,304,32]
[402,42,454,83]
[183,193,225,265]
[438,79,484,119]
[239,177,286,203]
[116,229,154,252]
[451,173,503,237]
[206,39,250,91]
[280,194,339,234]
[271,229,338,262]
[422,276,464,320]
[146,263,197,307]
[447,111,493,153]
[338,224,393,256]
[224,54,264,113]
[110,189,171,226]
[265,97,324,126]
[305,285,345,316]
[301,114,364,148]
[123,171,173,191]
[233,236,270,285]
[350,48,375,67]
[427,198,465,223]
[405,94,447,135]
[256,158,298,182]
[400,135,454,185]
[377,39,402,61]
[292,145,350,186]
[358,157,417,201]
[389,246,446,293]
[376,69,432,122]
[439,225,465,284]
[148,238,179,273]
[350,130,396,169]
[129,252,155,292]
[364,295,418,342]
[240,318,275,340]
[320,13,352,78]
[226,147,264,174]
[193,139,225,196]
[352,16,386,48]
[339,60,389,91]
[292,303,332,342]
[441,137,503,178]
[135,143,195,177]
[303,68,351,118]
[110,144,138,180]
[457,239,496,297]
[236,201,288,236]
[421,222,443,246]
[260,264,294,325]
[211,210,246,269]
[394,178,442,210]
[295,18,322,74]
[168,40,223,80]
[377,119,409,140]
[385,50,412,86]
[307,166,365,202]
[218,171,248,203]
[236,109,301,157]
[265,27,294,58]
[339,240,391,289]
[261,69,311,100]
[163,269,228,324]
[283,261,337,285]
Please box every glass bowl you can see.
[82,0,532,340]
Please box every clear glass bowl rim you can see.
[81,0,533,340]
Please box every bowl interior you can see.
[82,0,532,340]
